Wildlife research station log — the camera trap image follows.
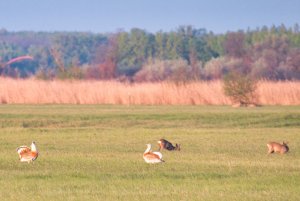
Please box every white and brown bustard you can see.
[143,144,164,164]
[17,141,39,163]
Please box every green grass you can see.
[0,105,299,201]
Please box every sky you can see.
[0,0,299,34]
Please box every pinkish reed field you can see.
[0,78,299,105]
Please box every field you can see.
[0,105,299,201]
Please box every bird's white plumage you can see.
[16,142,38,163]
[143,144,164,164]
[152,151,162,159]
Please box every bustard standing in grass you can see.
[17,141,39,163]
[143,144,164,164]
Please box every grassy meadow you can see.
[0,105,299,200]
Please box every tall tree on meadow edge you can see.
[155,31,166,59]
[206,32,225,57]
[165,31,182,60]
[223,31,254,75]
[195,33,219,62]
[250,35,290,79]
[98,34,118,79]
[189,45,201,80]
[115,31,132,74]
[116,28,152,75]
[285,48,300,79]
[224,31,246,58]
[177,25,193,62]
[50,46,66,78]
[129,28,149,66]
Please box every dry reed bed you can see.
[0,78,299,105]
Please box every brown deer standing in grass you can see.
[267,141,289,154]
[158,139,180,151]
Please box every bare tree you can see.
[224,32,246,58]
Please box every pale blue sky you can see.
[0,0,299,33]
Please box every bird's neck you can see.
[31,144,38,152]
[144,145,151,154]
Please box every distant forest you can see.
[0,24,300,81]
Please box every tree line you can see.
[0,24,299,81]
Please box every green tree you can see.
[223,72,257,106]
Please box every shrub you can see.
[223,72,257,106]
[133,59,191,82]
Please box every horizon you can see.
[1,23,299,35]
[1,24,299,36]
[1,0,300,34]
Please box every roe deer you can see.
[267,141,289,154]
[158,139,180,151]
